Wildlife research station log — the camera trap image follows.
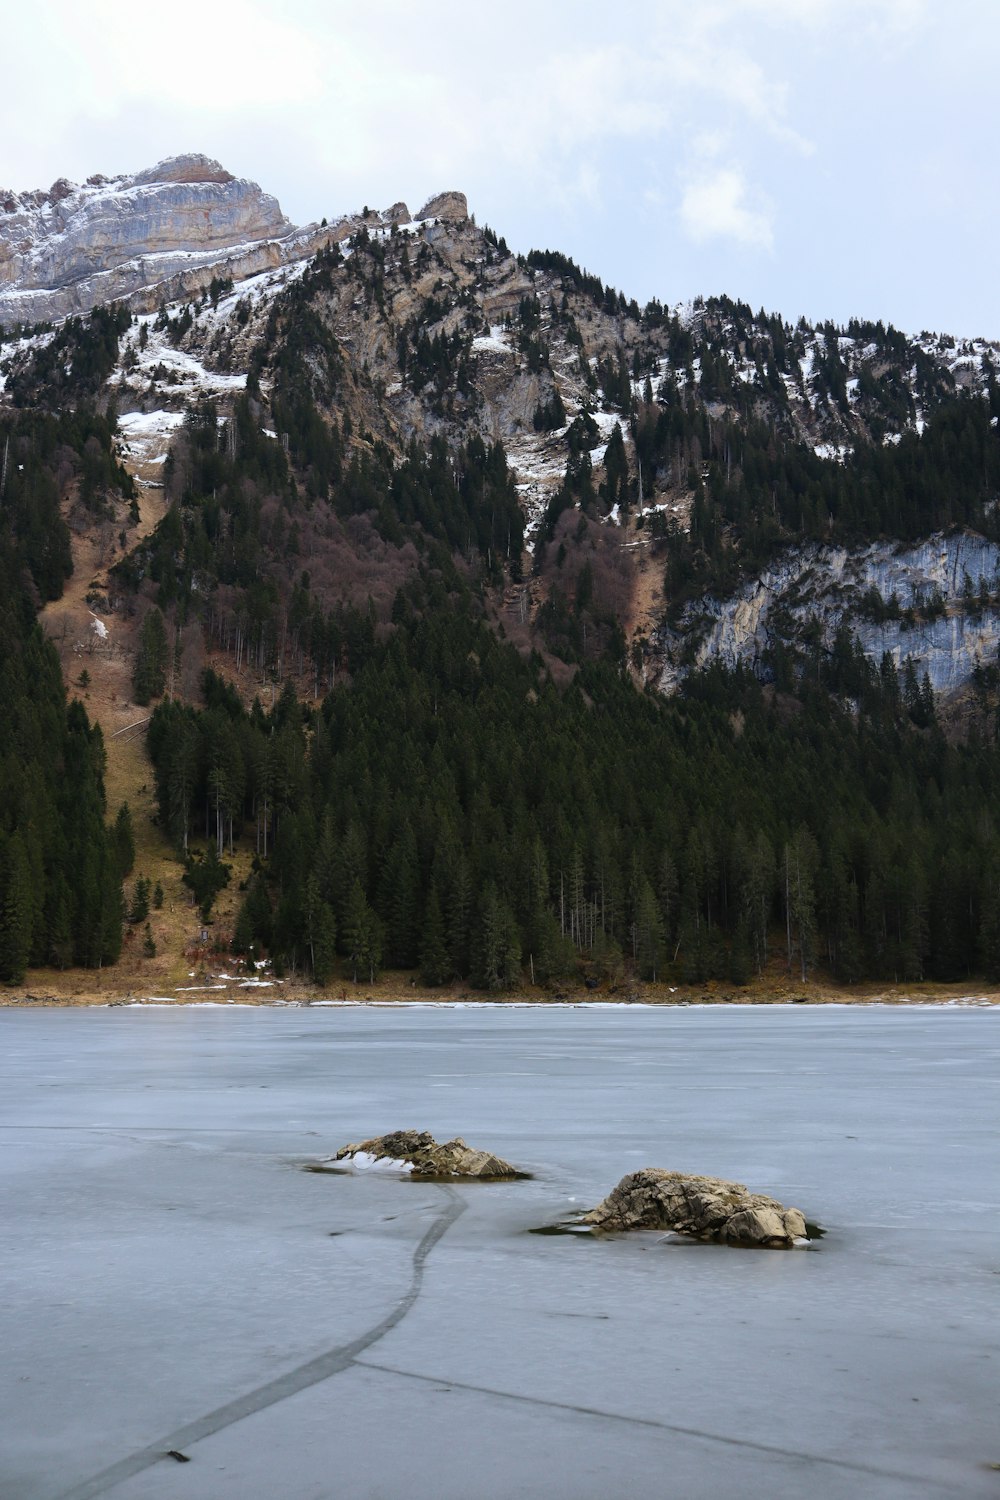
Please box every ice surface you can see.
[0,1006,997,1499]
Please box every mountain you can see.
[0,153,465,327]
[6,155,999,700]
[3,155,1000,997]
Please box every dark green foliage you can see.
[524,249,638,322]
[418,885,451,986]
[0,833,33,983]
[182,847,231,920]
[342,878,382,983]
[655,393,1000,618]
[5,304,131,407]
[128,876,151,924]
[309,896,338,985]
[0,405,130,601]
[111,804,136,881]
[115,395,522,682]
[533,389,567,432]
[132,608,169,704]
[144,602,1000,986]
[0,461,124,978]
[472,881,521,990]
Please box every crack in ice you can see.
[49,1188,466,1500]
[355,1360,950,1490]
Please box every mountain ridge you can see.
[5,155,1000,994]
[0,153,469,327]
[4,153,1000,712]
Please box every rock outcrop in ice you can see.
[583,1169,809,1247]
[333,1129,524,1179]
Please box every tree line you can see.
[143,598,1000,989]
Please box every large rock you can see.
[583,1169,808,1247]
[333,1129,523,1179]
[416,191,468,223]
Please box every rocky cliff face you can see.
[656,531,1000,695]
[0,161,472,328]
[0,155,296,325]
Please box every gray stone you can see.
[0,159,473,329]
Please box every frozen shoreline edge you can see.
[6,996,998,1011]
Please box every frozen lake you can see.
[1,1004,997,1500]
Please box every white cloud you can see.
[75,0,322,112]
[679,167,774,250]
[719,0,926,30]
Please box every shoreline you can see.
[6,961,1000,1011]
[4,986,1000,1010]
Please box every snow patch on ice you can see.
[337,1150,415,1173]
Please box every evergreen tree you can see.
[132,608,169,705]
[343,879,382,983]
[110,804,136,881]
[0,833,33,983]
[633,877,665,980]
[473,881,521,990]
[311,901,338,985]
[419,885,451,986]
[783,829,818,981]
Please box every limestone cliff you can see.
[1,155,305,326]
[0,160,472,329]
[655,531,1000,696]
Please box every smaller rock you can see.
[333,1129,523,1179]
[583,1169,809,1248]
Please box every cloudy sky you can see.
[4,1,998,337]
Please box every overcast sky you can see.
[4,1,998,338]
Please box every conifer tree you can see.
[419,886,450,986]
[133,608,169,705]
[312,902,338,984]
[633,877,665,980]
[473,881,521,990]
[0,833,33,983]
[783,829,819,981]
[343,879,381,983]
[110,804,136,880]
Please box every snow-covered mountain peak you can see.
[0,156,293,327]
